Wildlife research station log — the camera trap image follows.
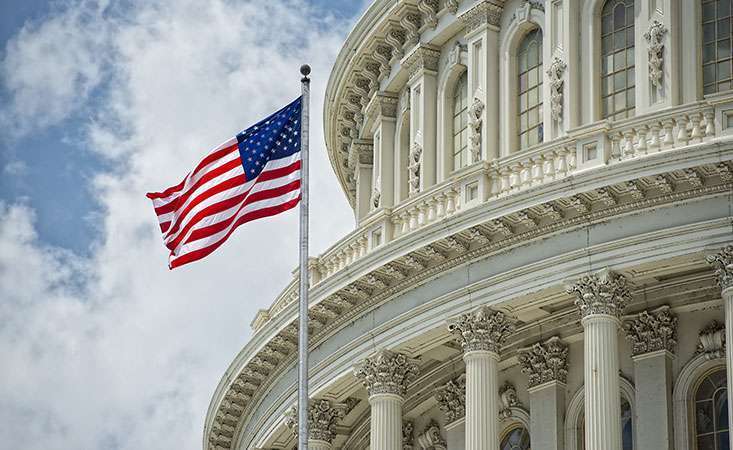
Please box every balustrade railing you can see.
[250,101,722,332]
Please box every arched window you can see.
[452,72,469,170]
[694,368,729,449]
[579,398,633,449]
[702,0,733,94]
[517,28,543,150]
[601,0,635,120]
[501,425,531,450]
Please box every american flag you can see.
[147,97,302,269]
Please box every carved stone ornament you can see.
[644,20,667,88]
[511,0,544,24]
[498,381,521,420]
[347,139,374,170]
[566,268,631,320]
[434,374,466,423]
[353,349,420,397]
[415,419,447,449]
[518,336,569,388]
[697,321,726,360]
[403,46,441,80]
[403,421,415,450]
[418,0,439,30]
[408,141,423,195]
[459,1,503,34]
[445,0,459,15]
[448,306,515,354]
[284,399,347,443]
[546,56,567,122]
[448,41,467,67]
[371,185,381,209]
[624,306,678,356]
[468,96,485,163]
[706,245,733,291]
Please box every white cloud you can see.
[0,1,356,449]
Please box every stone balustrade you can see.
[249,101,723,333]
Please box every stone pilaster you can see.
[518,336,568,450]
[284,399,347,450]
[365,92,398,211]
[624,306,677,450]
[349,139,374,222]
[448,306,514,450]
[566,268,631,450]
[354,350,420,450]
[707,245,733,449]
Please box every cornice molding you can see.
[402,45,441,81]
[458,0,504,34]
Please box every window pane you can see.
[705,43,717,64]
[705,23,717,43]
[627,87,635,107]
[704,2,717,22]
[614,30,626,50]
[718,60,732,80]
[719,18,731,39]
[719,0,731,18]
[614,71,627,90]
[718,39,732,61]
[614,4,625,30]
[614,91,626,111]
[698,434,715,450]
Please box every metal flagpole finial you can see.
[300,64,311,82]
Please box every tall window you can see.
[518,28,544,150]
[501,426,531,450]
[453,72,469,170]
[579,398,633,449]
[601,0,635,120]
[694,368,729,450]
[702,0,733,94]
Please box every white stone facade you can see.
[205,1,733,449]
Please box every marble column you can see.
[566,268,631,450]
[624,306,677,450]
[435,375,466,450]
[284,398,347,450]
[518,336,569,450]
[354,350,420,450]
[707,244,733,449]
[448,306,514,450]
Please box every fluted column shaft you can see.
[464,350,499,450]
[724,286,733,450]
[369,393,403,450]
[308,439,332,450]
[582,314,622,450]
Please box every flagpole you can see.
[297,64,311,450]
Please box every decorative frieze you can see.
[354,350,420,397]
[415,420,446,449]
[624,306,678,357]
[434,374,466,423]
[448,306,515,354]
[697,321,726,360]
[566,268,631,319]
[458,0,503,34]
[284,399,347,443]
[518,336,569,388]
[498,381,521,420]
[706,245,733,291]
[546,56,567,122]
[644,20,667,89]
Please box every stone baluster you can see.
[624,306,677,450]
[417,202,427,226]
[704,110,716,136]
[499,167,512,195]
[661,118,675,147]
[354,350,420,450]
[509,164,522,191]
[518,336,568,450]
[707,245,733,450]
[554,150,567,177]
[566,268,631,450]
[446,188,458,215]
[399,211,410,236]
[635,126,648,155]
[676,115,690,144]
[408,206,419,231]
[426,198,437,223]
[448,306,514,450]
[648,122,661,151]
[285,399,347,450]
[690,112,703,140]
[435,193,447,218]
[622,129,635,158]
[609,132,622,161]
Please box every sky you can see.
[0,0,366,449]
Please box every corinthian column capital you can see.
[624,306,678,357]
[284,399,347,444]
[354,350,420,397]
[434,374,466,424]
[448,306,515,354]
[566,268,631,320]
[518,336,569,388]
[707,245,733,292]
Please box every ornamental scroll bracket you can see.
[644,20,667,89]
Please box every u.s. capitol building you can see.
[205,0,733,449]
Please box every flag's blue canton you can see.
[236,97,302,181]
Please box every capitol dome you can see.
[205,1,733,449]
